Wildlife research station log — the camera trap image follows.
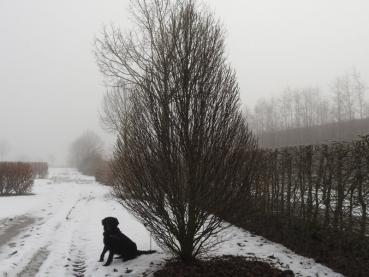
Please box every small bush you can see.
[0,162,34,195]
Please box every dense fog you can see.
[1,0,369,164]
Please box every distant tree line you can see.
[248,70,369,147]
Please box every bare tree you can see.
[247,69,369,147]
[301,87,320,128]
[253,99,269,133]
[342,74,355,120]
[0,139,10,161]
[68,130,104,176]
[279,88,294,130]
[352,69,367,119]
[332,74,356,122]
[316,97,330,126]
[96,0,258,262]
[101,84,130,133]
[292,89,303,129]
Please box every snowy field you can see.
[0,168,343,277]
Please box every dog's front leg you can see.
[99,246,108,262]
[103,251,114,266]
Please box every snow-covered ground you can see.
[0,168,343,277]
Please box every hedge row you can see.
[0,162,49,195]
[252,140,369,237]
[231,135,369,277]
[30,162,48,179]
[0,162,34,195]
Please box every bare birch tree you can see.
[352,69,367,119]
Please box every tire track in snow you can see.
[0,194,87,275]
[17,246,50,277]
[44,194,95,276]
[0,185,78,262]
[69,248,87,277]
[67,195,96,277]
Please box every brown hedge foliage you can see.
[0,162,34,195]
[29,162,48,179]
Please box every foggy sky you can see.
[1,0,369,164]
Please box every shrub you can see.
[0,162,34,195]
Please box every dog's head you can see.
[102,217,119,232]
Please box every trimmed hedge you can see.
[0,162,34,195]
[30,162,48,179]
[226,135,369,277]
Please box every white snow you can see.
[0,168,344,276]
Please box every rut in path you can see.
[71,249,87,277]
[17,247,50,277]
[66,199,89,277]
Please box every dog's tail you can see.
[137,250,157,256]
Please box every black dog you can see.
[99,217,156,266]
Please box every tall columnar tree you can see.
[95,0,258,262]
